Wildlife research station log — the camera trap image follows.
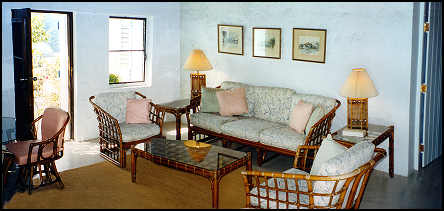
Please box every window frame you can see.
[108,16,147,85]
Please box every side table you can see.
[332,124,394,177]
[160,99,190,140]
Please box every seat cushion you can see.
[190,112,240,133]
[258,126,306,151]
[119,123,160,142]
[6,140,55,165]
[249,171,310,209]
[220,118,281,142]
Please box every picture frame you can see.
[252,27,281,59]
[292,28,327,63]
[218,24,244,55]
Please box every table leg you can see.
[209,174,220,208]
[389,130,394,177]
[175,113,181,140]
[131,147,137,183]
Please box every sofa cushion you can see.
[94,91,137,123]
[200,87,223,113]
[190,112,240,133]
[216,87,249,116]
[258,126,306,151]
[126,98,152,124]
[292,93,337,115]
[310,134,347,175]
[289,100,314,134]
[220,118,281,142]
[119,122,160,142]
[220,81,255,117]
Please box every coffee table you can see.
[130,138,252,208]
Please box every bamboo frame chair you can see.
[241,142,386,209]
[89,91,165,168]
[6,107,70,195]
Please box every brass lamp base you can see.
[347,97,368,130]
[190,72,206,99]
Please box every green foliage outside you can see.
[109,73,120,83]
[31,14,50,43]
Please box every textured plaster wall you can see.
[2,2,181,140]
[180,2,416,176]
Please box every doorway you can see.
[11,9,74,140]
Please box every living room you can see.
[2,2,442,209]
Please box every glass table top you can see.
[135,138,247,171]
[332,124,392,144]
[160,99,190,109]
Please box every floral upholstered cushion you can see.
[220,118,281,142]
[119,122,160,142]
[190,112,240,133]
[94,91,137,123]
[312,141,375,207]
[292,94,337,115]
[310,134,347,175]
[258,126,306,151]
[249,170,310,209]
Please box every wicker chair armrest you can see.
[149,103,166,134]
[27,137,58,164]
[304,99,341,146]
[30,115,44,139]
[293,145,321,170]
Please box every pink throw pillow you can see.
[216,87,248,116]
[289,100,314,134]
[126,98,152,124]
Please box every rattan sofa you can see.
[89,91,165,168]
[186,81,341,166]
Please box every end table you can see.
[332,124,394,177]
[160,99,190,140]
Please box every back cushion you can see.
[221,81,255,117]
[41,107,69,151]
[94,91,137,123]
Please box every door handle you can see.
[19,77,37,81]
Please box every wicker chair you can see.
[241,141,386,209]
[89,91,165,168]
[6,107,70,195]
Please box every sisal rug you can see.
[4,157,247,209]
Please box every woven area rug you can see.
[4,158,247,209]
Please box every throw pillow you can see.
[126,98,152,124]
[309,134,347,175]
[305,106,326,135]
[289,100,314,134]
[216,87,248,116]
[200,87,224,113]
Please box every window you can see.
[108,17,146,84]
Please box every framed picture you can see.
[218,24,243,55]
[252,27,281,59]
[292,28,327,63]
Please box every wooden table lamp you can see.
[183,49,213,99]
[340,68,378,135]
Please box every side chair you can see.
[89,91,165,168]
[6,107,70,195]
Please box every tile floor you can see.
[51,122,442,209]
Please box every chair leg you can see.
[27,165,34,195]
[50,161,64,189]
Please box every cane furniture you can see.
[159,98,190,140]
[6,107,70,195]
[332,124,395,177]
[131,138,251,208]
[241,140,386,209]
[186,81,341,166]
[89,91,165,168]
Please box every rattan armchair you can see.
[89,91,165,168]
[241,141,386,209]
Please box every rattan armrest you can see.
[304,100,341,146]
[149,102,166,134]
[30,115,44,139]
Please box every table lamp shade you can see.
[183,49,213,72]
[340,68,378,98]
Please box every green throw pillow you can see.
[200,87,224,113]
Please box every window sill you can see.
[109,82,150,89]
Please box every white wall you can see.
[2,2,181,140]
[180,2,416,176]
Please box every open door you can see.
[11,8,74,141]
